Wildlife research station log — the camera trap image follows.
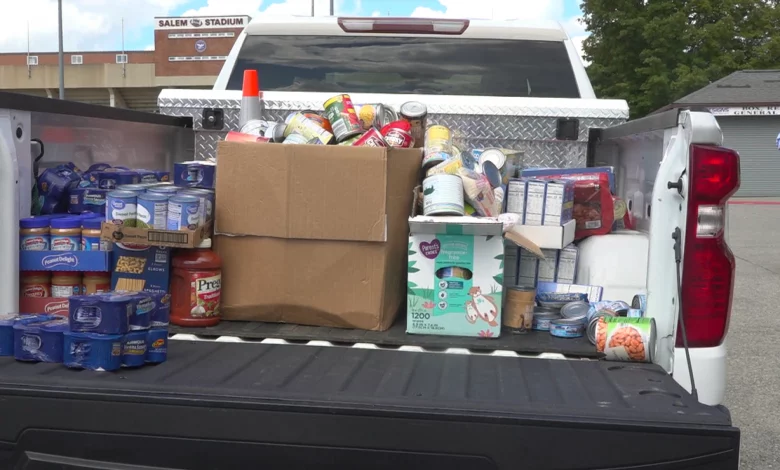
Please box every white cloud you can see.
[410,0,565,21]
[371,10,381,17]
[0,0,189,52]
[144,44,156,51]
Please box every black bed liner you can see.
[0,340,738,470]
[169,318,601,357]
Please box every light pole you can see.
[57,0,64,99]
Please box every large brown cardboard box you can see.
[214,141,422,331]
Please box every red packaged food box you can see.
[572,174,614,239]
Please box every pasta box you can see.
[110,244,171,294]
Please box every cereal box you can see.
[543,179,575,226]
[524,180,547,226]
[556,244,579,283]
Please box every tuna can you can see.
[137,192,169,229]
[356,103,398,130]
[63,332,123,371]
[239,119,273,136]
[122,331,148,367]
[422,174,464,216]
[146,328,168,363]
[477,148,507,174]
[180,189,215,226]
[532,312,561,331]
[106,190,137,227]
[126,293,154,331]
[632,294,647,314]
[167,195,201,231]
[150,292,170,327]
[264,123,287,143]
[400,101,427,149]
[586,310,617,345]
[146,186,180,196]
[380,120,415,148]
[596,316,656,362]
[560,301,590,323]
[69,294,132,335]
[323,94,363,141]
[98,170,139,190]
[13,317,69,363]
[549,318,586,338]
[284,112,335,144]
[352,127,388,147]
[422,125,453,169]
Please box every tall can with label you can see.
[170,239,222,327]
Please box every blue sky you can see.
[0,0,587,54]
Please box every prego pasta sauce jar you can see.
[170,239,222,327]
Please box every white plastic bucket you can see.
[423,174,464,216]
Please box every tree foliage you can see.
[581,0,780,117]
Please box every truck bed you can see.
[0,340,738,469]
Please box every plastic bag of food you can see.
[572,175,614,239]
[456,168,499,217]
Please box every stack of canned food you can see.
[105,183,214,232]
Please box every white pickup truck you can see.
[0,16,740,470]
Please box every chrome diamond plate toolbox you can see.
[159,90,628,167]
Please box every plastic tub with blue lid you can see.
[146,328,168,363]
[13,317,69,362]
[122,331,148,367]
[63,331,123,371]
[69,294,132,334]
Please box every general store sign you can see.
[155,16,250,30]
[708,106,780,116]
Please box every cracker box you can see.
[524,179,547,226]
[110,244,171,294]
[505,178,528,222]
[517,248,539,287]
[538,248,559,282]
[543,179,575,226]
[407,217,503,338]
[556,244,579,283]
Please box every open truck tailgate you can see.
[0,341,738,470]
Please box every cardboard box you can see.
[406,216,503,338]
[508,219,575,250]
[543,180,574,226]
[505,179,527,222]
[101,221,210,249]
[556,244,579,284]
[538,248,559,282]
[213,142,422,331]
[20,251,111,272]
[19,297,69,316]
[524,179,546,226]
[110,244,171,294]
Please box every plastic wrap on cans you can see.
[122,330,148,367]
[399,101,427,149]
[380,120,415,148]
[146,328,168,363]
[352,127,388,147]
[457,168,499,217]
[225,130,271,143]
[357,103,398,131]
[323,94,362,142]
[422,125,452,169]
[63,332,122,371]
[587,300,630,319]
[550,318,585,338]
[596,316,656,362]
[426,156,463,177]
[422,174,464,216]
[284,112,334,144]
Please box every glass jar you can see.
[82,272,111,295]
[19,217,50,251]
[51,271,82,298]
[20,271,51,297]
[50,216,82,251]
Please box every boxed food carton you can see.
[556,244,579,284]
[110,244,171,294]
[538,248,559,282]
[517,248,539,288]
[407,217,503,338]
[543,179,574,226]
[505,178,527,222]
[524,179,546,226]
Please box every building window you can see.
[71,55,83,65]
[26,56,38,66]
[116,54,128,64]
[168,55,227,62]
[168,32,235,39]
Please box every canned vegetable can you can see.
[167,195,200,231]
[284,113,334,144]
[323,94,363,142]
[596,316,656,362]
[136,193,169,229]
[106,191,137,227]
[422,125,453,169]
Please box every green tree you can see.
[581,0,780,118]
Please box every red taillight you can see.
[337,17,470,35]
[678,144,740,348]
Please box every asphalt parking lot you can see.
[724,201,780,469]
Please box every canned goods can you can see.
[225,130,271,143]
[426,156,464,177]
[560,301,590,323]
[400,101,427,149]
[284,113,335,144]
[352,127,388,147]
[532,312,561,331]
[136,193,169,229]
[323,94,363,141]
[146,328,168,363]
[503,286,536,331]
[596,316,656,362]
[380,120,415,148]
[477,148,507,174]
[338,134,362,146]
[166,195,200,231]
[422,125,453,169]
[146,186,179,196]
[356,104,398,130]
[586,310,616,344]
[180,189,215,226]
[283,133,320,145]
[550,318,585,338]
[302,111,334,133]
[239,119,273,136]
[122,330,148,368]
[106,191,137,227]
[265,123,287,143]
[422,174,464,216]
[116,184,148,195]
[632,294,647,313]
[627,308,643,318]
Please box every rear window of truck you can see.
[227,35,580,98]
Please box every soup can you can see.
[106,191,137,227]
[137,192,169,229]
[352,127,388,147]
[167,195,200,231]
[399,101,427,148]
[284,112,334,144]
[422,174,464,216]
[422,125,453,169]
[323,94,362,142]
[596,316,656,362]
